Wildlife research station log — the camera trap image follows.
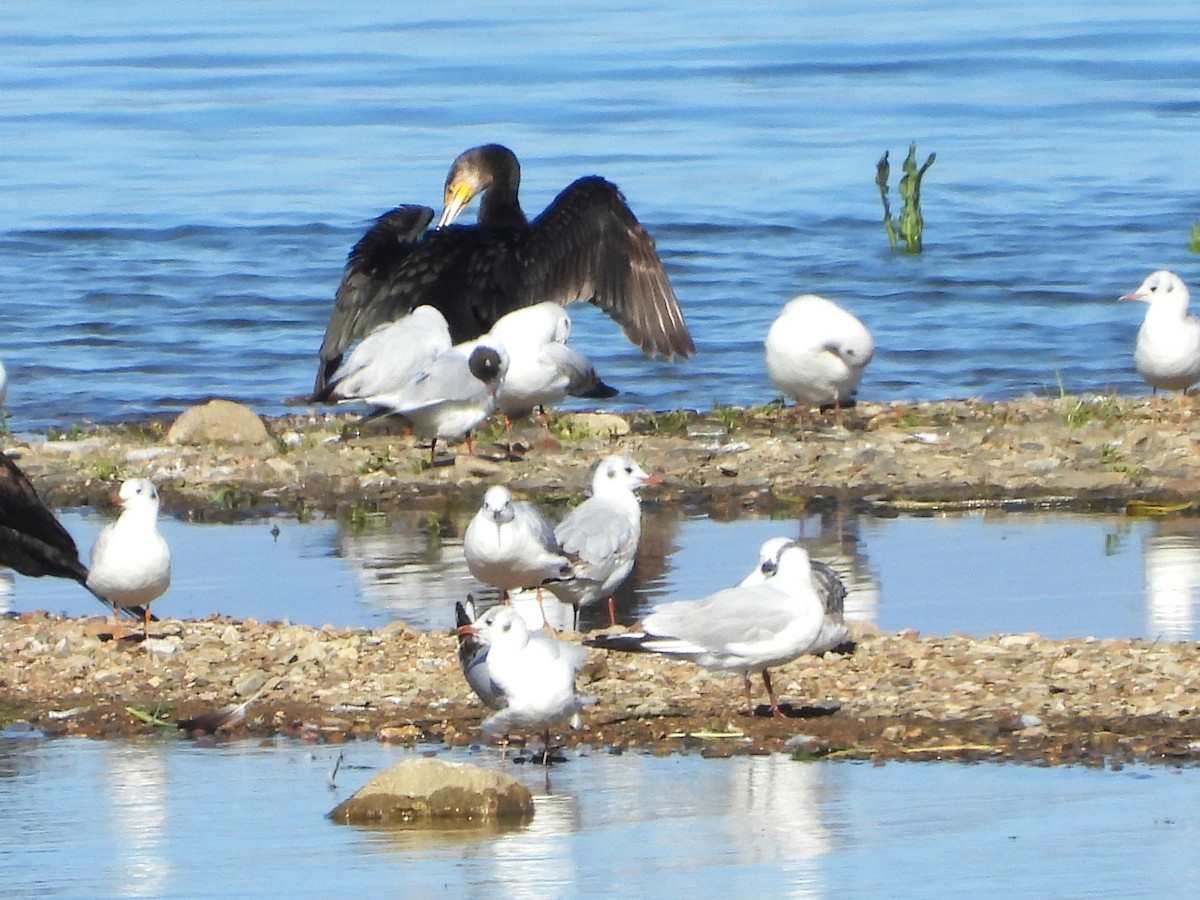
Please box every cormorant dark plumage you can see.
[0,452,150,622]
[312,144,694,395]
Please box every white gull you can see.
[483,302,617,418]
[359,340,509,461]
[585,543,825,717]
[86,478,171,639]
[1120,270,1200,403]
[545,454,661,629]
[456,604,589,763]
[463,485,571,618]
[765,294,874,422]
[740,536,850,656]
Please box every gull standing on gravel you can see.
[1120,270,1200,411]
[463,485,571,619]
[309,305,452,404]
[484,303,618,419]
[456,604,590,764]
[0,453,150,622]
[740,536,850,656]
[586,543,826,717]
[765,294,874,425]
[546,454,661,629]
[86,478,171,639]
[357,339,509,462]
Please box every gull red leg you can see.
[761,669,785,718]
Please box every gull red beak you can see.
[454,624,479,637]
[642,475,664,486]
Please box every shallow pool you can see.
[3,508,1194,642]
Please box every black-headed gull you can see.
[312,144,694,395]
[314,305,452,404]
[740,537,850,656]
[456,603,589,764]
[1120,270,1200,407]
[765,294,874,424]
[484,303,617,418]
[546,454,661,629]
[86,478,171,639]
[0,453,149,622]
[463,485,571,613]
[586,543,826,718]
[360,341,508,462]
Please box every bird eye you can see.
[624,466,633,474]
[761,561,777,576]
[501,622,511,632]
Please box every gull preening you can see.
[1120,270,1200,405]
[765,294,874,423]
[740,536,850,656]
[545,454,661,629]
[483,303,618,419]
[586,543,826,718]
[455,603,590,764]
[311,143,694,396]
[463,485,571,607]
[86,478,172,639]
[0,453,149,622]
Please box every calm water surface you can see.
[1,737,1197,898]
[1,2,1199,431]
[4,509,1199,642]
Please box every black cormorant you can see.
[312,144,694,396]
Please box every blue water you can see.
[1,738,1197,898]
[2,2,1198,431]
[5,509,1197,643]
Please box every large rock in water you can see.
[166,400,271,445]
[328,758,534,828]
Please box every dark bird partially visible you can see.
[312,144,694,396]
[0,452,150,622]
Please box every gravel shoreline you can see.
[4,394,1200,765]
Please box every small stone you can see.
[166,400,271,446]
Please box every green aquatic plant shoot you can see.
[876,143,936,253]
[1190,221,1200,254]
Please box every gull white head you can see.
[740,537,796,587]
[474,604,530,650]
[117,478,160,514]
[1120,270,1191,315]
[590,454,662,496]
[480,485,515,524]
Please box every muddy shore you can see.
[4,394,1200,766]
